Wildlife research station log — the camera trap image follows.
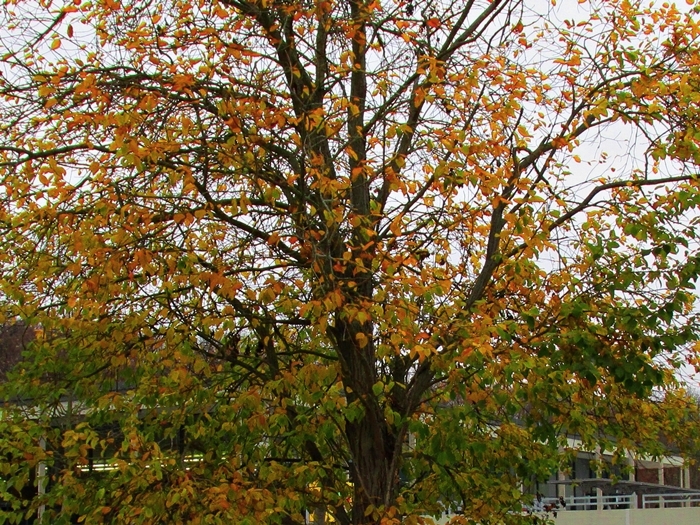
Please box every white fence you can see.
[544,494,634,511]
[539,493,700,511]
[641,492,700,508]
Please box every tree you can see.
[1,0,700,523]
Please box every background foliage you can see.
[1,0,700,523]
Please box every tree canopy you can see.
[1,0,700,523]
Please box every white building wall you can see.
[553,507,700,525]
[432,507,700,525]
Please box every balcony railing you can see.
[543,494,634,511]
[538,493,700,511]
[641,493,700,508]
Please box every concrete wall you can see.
[433,508,700,525]
[555,507,700,525]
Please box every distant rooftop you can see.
[0,322,35,381]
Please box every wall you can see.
[433,508,700,525]
[553,507,700,525]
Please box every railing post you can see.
[627,451,636,509]
[37,436,46,523]
[557,469,566,499]
[658,462,665,509]
[595,447,603,511]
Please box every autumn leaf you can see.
[0,0,699,524]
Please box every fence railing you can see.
[432,493,700,524]
[537,493,700,511]
[642,493,700,508]
[542,494,633,511]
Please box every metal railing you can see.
[433,493,700,524]
[539,493,700,511]
[543,495,633,511]
[642,493,700,508]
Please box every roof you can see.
[0,322,35,381]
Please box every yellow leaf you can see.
[50,39,61,50]
[267,232,280,245]
[260,288,276,303]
